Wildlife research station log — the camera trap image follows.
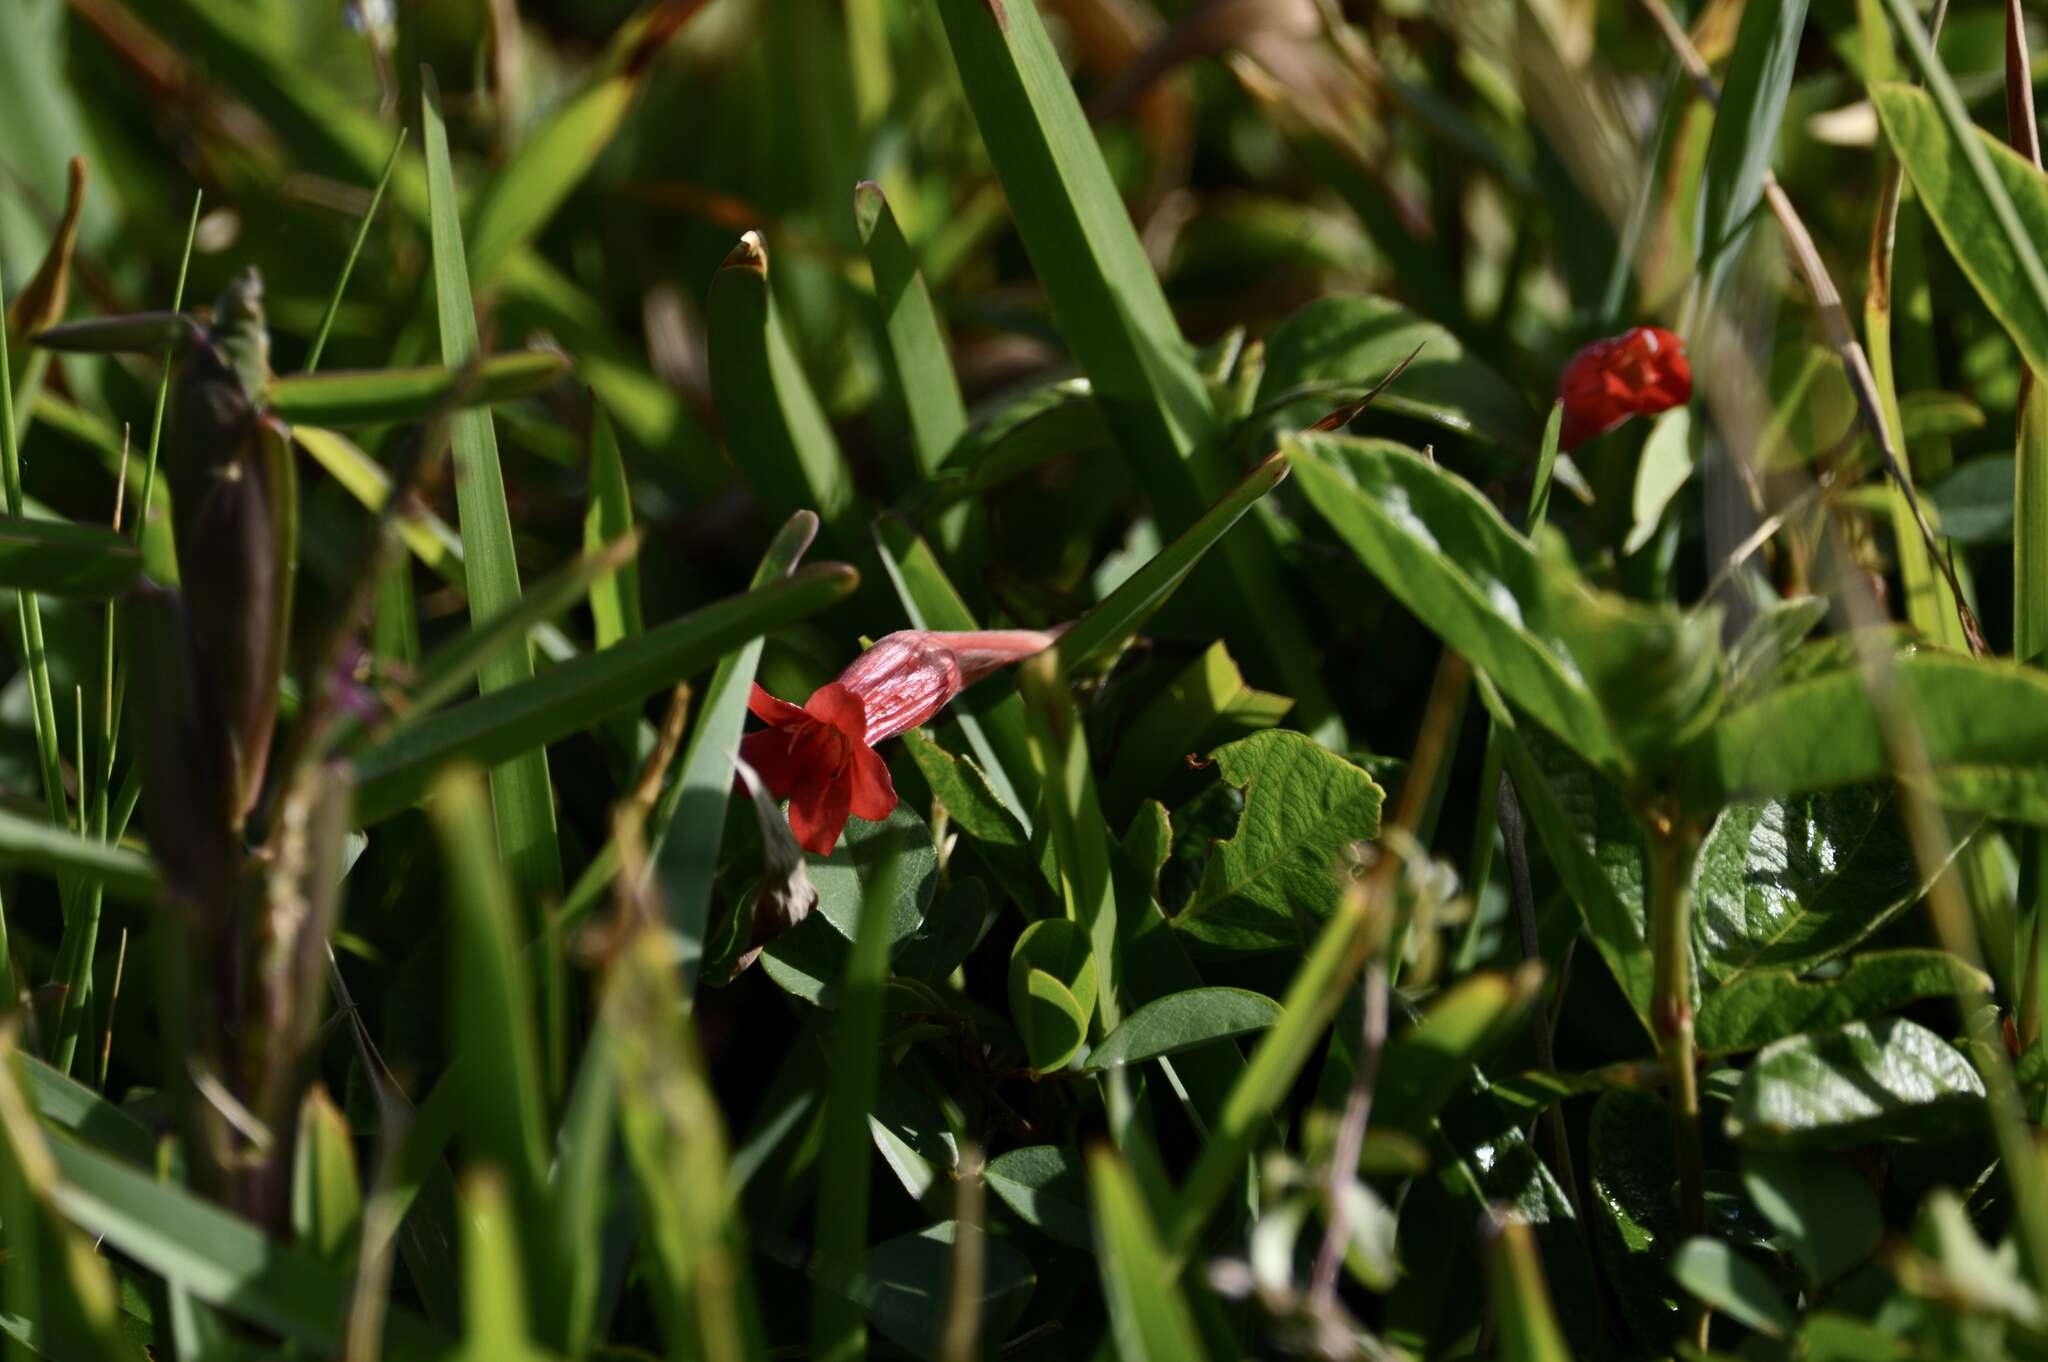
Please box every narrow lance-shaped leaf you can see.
[422,64,563,898]
[855,181,967,478]
[651,510,818,996]
[0,516,140,598]
[263,352,568,426]
[351,563,859,825]
[930,0,1344,742]
[707,233,857,544]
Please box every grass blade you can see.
[0,808,157,904]
[429,768,552,1342]
[1087,1148,1212,1362]
[809,826,908,1362]
[1695,0,1809,302]
[264,352,568,426]
[0,516,139,598]
[854,182,967,478]
[305,128,406,375]
[706,233,858,545]
[1055,451,1289,675]
[422,65,565,901]
[41,1134,448,1360]
[351,563,858,824]
[930,0,1342,742]
[651,511,816,995]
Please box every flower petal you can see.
[847,742,898,823]
[803,680,871,741]
[786,764,855,857]
[747,682,810,727]
[739,725,807,800]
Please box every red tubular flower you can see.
[741,629,1059,855]
[1557,325,1692,450]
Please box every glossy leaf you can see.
[1083,987,1281,1071]
[1870,77,2048,381]
[1741,1151,1883,1284]
[1174,730,1384,954]
[1693,785,1961,986]
[985,1146,1091,1249]
[1589,1090,1683,1351]
[1670,1237,1796,1339]
[862,1222,1034,1362]
[1696,949,1988,1055]
[1725,1017,1986,1150]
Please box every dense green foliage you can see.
[4,0,2048,1358]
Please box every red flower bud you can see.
[1557,325,1691,450]
[741,629,1058,855]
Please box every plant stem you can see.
[1646,805,1707,1347]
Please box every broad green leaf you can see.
[1376,969,1539,1136]
[423,67,562,900]
[1252,294,1541,450]
[809,821,907,1360]
[1682,651,2048,813]
[862,1222,1034,1362]
[1087,1148,1211,1362]
[811,802,940,942]
[1930,453,2018,545]
[1055,451,1291,674]
[930,0,1341,740]
[290,1087,362,1265]
[1740,1152,1883,1284]
[350,563,858,824]
[1008,917,1097,1072]
[1100,641,1291,817]
[1012,969,1089,1075]
[1725,1017,1986,1150]
[1669,1238,1796,1339]
[1696,0,1809,301]
[893,875,993,983]
[706,233,857,544]
[262,353,567,425]
[1696,950,1988,1055]
[925,378,1107,498]
[1175,731,1385,955]
[0,806,157,903]
[985,1145,1091,1249]
[0,515,138,597]
[1589,1090,1683,1352]
[1083,987,1279,1071]
[1869,76,2048,381]
[855,182,967,478]
[867,1067,958,1202]
[1625,406,1693,556]
[1291,434,1615,772]
[1693,785,1964,987]
[43,1135,447,1359]
[1494,715,1653,1032]
[652,510,817,994]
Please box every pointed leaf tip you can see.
[853,181,885,239]
[725,231,769,273]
